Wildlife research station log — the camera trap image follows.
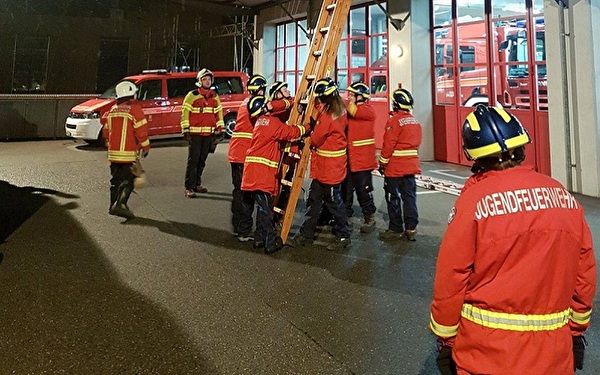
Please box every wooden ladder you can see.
[274,0,352,243]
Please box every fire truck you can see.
[434,18,547,109]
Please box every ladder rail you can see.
[276,0,352,243]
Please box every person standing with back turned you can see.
[429,104,596,375]
[378,88,421,242]
[102,81,150,219]
[181,68,224,197]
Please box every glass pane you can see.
[370,35,386,66]
[286,72,296,95]
[285,47,295,70]
[533,0,544,15]
[298,19,309,44]
[276,49,284,71]
[536,64,548,110]
[276,73,284,82]
[371,75,387,94]
[457,22,487,65]
[351,38,366,68]
[351,72,365,85]
[337,70,349,91]
[492,0,526,19]
[350,7,366,37]
[277,25,285,47]
[458,67,488,107]
[433,27,452,68]
[298,44,307,69]
[458,0,484,23]
[286,22,296,45]
[433,0,451,26]
[435,67,456,105]
[12,36,49,93]
[138,80,163,101]
[369,4,387,35]
[337,41,348,69]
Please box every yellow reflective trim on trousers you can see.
[461,303,570,332]
[392,150,418,156]
[315,149,346,157]
[232,132,252,139]
[245,156,278,168]
[429,314,459,338]
[352,138,375,147]
[570,309,592,325]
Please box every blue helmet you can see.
[462,104,531,160]
[392,88,414,110]
[347,82,371,100]
[247,95,267,118]
[313,78,338,97]
[247,74,267,93]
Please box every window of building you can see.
[12,36,49,93]
[274,20,309,95]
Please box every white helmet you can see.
[115,81,138,99]
[196,68,213,87]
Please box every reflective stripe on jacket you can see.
[309,110,348,185]
[101,100,149,163]
[181,87,224,136]
[346,101,377,172]
[429,166,596,374]
[242,114,307,195]
[379,110,421,177]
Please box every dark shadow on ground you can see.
[123,217,255,253]
[0,181,80,243]
[0,194,216,373]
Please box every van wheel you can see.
[224,113,237,139]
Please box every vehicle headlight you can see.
[87,112,101,119]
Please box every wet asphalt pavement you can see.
[1,138,599,374]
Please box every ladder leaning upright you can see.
[273,0,352,243]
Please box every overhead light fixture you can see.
[391,45,403,58]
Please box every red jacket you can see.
[228,97,296,164]
[379,110,421,177]
[101,100,150,163]
[228,97,253,164]
[346,101,377,172]
[241,114,307,195]
[181,87,224,136]
[430,166,596,375]
[309,110,348,185]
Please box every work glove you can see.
[214,128,223,136]
[573,335,586,371]
[183,132,191,144]
[142,149,149,158]
[436,346,457,375]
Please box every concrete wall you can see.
[546,0,600,196]
[0,96,93,140]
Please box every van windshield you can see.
[100,80,136,99]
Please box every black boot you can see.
[264,236,284,255]
[110,182,135,219]
[109,184,118,212]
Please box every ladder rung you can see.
[299,98,309,104]
[319,27,330,34]
[273,207,285,214]
[313,50,323,57]
[306,75,316,81]
[289,153,301,159]
[326,4,336,11]
[281,179,293,187]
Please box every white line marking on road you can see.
[417,190,441,195]
[430,169,468,180]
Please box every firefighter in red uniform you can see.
[241,95,308,254]
[228,74,268,242]
[378,88,421,241]
[101,81,150,219]
[268,81,294,122]
[344,81,378,233]
[430,105,596,375]
[181,68,224,197]
[288,78,350,251]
